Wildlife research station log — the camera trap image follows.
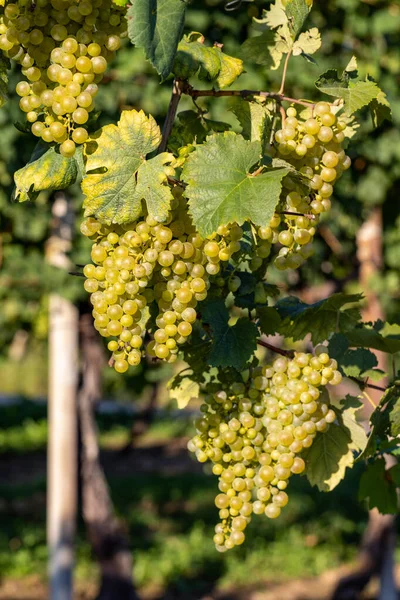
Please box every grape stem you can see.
[278,50,292,96]
[279,210,318,220]
[257,338,294,357]
[158,79,185,153]
[181,82,314,107]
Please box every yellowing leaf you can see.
[82,109,174,224]
[217,52,244,89]
[13,145,78,202]
[133,154,175,223]
[293,27,321,56]
[255,0,288,29]
[173,34,243,88]
[345,56,358,73]
[168,376,199,409]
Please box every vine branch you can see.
[181,82,314,107]
[257,339,294,357]
[279,49,292,95]
[158,78,184,154]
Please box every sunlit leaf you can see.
[82,109,174,224]
[13,145,78,203]
[182,132,289,237]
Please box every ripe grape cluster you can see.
[0,0,126,156]
[81,189,243,372]
[188,348,342,551]
[258,101,351,271]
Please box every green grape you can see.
[1,0,127,154]
[188,348,343,550]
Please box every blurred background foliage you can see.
[0,0,399,596]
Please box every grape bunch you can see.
[188,348,343,551]
[0,0,126,156]
[259,101,351,271]
[81,189,243,371]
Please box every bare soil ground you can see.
[0,567,398,600]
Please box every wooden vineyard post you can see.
[46,192,79,600]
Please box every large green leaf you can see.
[13,145,78,202]
[182,132,289,237]
[276,293,363,345]
[201,300,258,371]
[303,419,354,492]
[82,109,174,224]
[127,0,187,80]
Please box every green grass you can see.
[0,403,377,595]
[0,467,367,595]
[0,408,192,454]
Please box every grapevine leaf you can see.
[127,0,187,80]
[168,376,200,409]
[201,299,258,371]
[132,154,174,223]
[285,0,310,38]
[315,69,380,115]
[241,31,281,69]
[173,34,243,87]
[233,271,257,309]
[182,132,290,237]
[333,395,368,453]
[216,50,244,89]
[13,145,78,203]
[370,90,392,128]
[346,326,400,355]
[362,386,400,461]
[328,333,349,362]
[255,0,288,29]
[339,348,378,378]
[293,27,321,57]
[362,368,387,382]
[276,293,363,345]
[82,110,174,225]
[345,56,358,73]
[359,458,398,514]
[230,99,272,152]
[112,0,129,5]
[257,306,282,336]
[169,110,231,153]
[303,420,354,492]
[389,399,400,437]
[0,53,9,108]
